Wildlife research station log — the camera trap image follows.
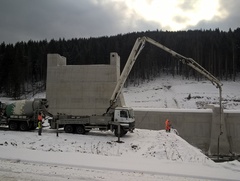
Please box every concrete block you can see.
[47,54,66,67]
[46,53,123,116]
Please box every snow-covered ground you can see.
[0,76,240,180]
[1,127,240,181]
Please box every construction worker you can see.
[165,119,171,132]
[38,112,43,135]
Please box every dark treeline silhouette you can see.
[0,29,240,99]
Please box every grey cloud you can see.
[177,0,196,11]
[0,0,130,43]
[172,0,197,24]
[173,16,191,24]
[188,0,240,31]
[0,0,239,44]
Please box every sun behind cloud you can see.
[118,0,226,30]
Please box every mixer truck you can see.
[0,98,50,131]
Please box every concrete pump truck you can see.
[50,36,222,137]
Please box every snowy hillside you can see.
[1,75,240,110]
[123,75,240,110]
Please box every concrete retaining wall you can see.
[134,108,240,154]
[224,110,240,154]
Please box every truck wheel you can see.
[19,122,29,131]
[122,130,128,136]
[114,126,128,137]
[9,122,18,130]
[75,125,85,134]
[64,125,74,133]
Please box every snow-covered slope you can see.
[1,128,240,181]
[0,128,211,163]
[124,75,240,110]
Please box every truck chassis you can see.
[50,114,135,137]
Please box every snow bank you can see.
[0,128,240,180]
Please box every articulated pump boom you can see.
[107,36,222,114]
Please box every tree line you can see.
[0,28,240,99]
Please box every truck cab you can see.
[114,107,134,122]
[113,107,135,134]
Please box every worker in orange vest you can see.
[38,112,43,135]
[165,119,171,132]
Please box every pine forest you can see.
[0,28,240,99]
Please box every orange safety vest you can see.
[165,119,171,130]
[38,114,42,122]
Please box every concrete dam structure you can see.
[46,54,240,155]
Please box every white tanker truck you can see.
[0,98,50,131]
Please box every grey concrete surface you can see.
[134,107,240,155]
[46,53,124,116]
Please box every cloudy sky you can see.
[0,0,239,44]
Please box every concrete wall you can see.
[46,53,124,116]
[134,108,240,154]
[134,108,212,153]
[224,110,240,154]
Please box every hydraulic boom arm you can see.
[107,36,222,113]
